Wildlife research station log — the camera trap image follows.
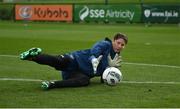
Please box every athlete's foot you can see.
[20,47,42,60]
[41,81,55,90]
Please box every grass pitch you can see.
[0,21,180,108]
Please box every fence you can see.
[0,3,179,23]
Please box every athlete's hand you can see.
[108,53,122,67]
[91,55,103,74]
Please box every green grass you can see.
[0,21,180,107]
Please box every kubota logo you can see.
[19,6,33,19]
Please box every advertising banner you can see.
[74,5,141,23]
[142,5,180,23]
[15,5,73,21]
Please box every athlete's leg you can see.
[32,54,71,70]
[20,48,72,70]
[41,72,90,90]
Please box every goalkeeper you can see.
[20,33,128,90]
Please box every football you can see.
[102,67,122,86]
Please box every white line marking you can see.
[122,81,180,84]
[0,54,18,58]
[124,62,180,69]
[1,54,180,69]
[0,78,180,84]
[0,78,42,82]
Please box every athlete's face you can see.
[112,38,126,53]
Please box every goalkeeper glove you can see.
[108,53,122,67]
[91,55,103,74]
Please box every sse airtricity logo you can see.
[79,6,89,21]
[19,6,33,19]
[144,9,151,18]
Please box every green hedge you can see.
[0,4,14,20]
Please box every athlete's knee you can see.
[58,55,72,63]
[54,55,72,70]
[77,75,90,86]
